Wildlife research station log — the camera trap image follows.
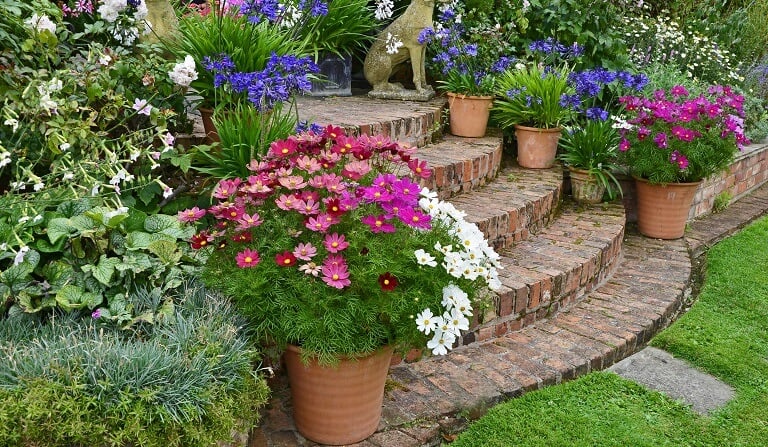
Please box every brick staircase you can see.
[235,95,768,447]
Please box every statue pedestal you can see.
[367,85,435,101]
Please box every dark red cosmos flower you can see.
[275,251,297,267]
[378,272,398,292]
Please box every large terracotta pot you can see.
[284,344,394,445]
[447,92,494,138]
[569,167,606,204]
[514,124,562,168]
[198,107,220,143]
[635,177,701,239]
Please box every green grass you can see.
[451,216,768,447]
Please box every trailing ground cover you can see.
[451,217,768,446]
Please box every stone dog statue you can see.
[364,0,445,101]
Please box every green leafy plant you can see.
[191,100,299,179]
[0,198,201,321]
[493,63,575,129]
[192,129,502,365]
[296,0,378,60]
[559,119,623,200]
[0,283,270,447]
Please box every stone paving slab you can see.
[608,347,735,414]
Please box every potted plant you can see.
[617,84,750,239]
[424,4,515,137]
[187,127,502,445]
[559,119,623,204]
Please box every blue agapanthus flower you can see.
[586,107,609,121]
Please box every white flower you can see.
[98,0,127,23]
[168,55,198,88]
[374,0,394,20]
[13,246,29,266]
[33,215,43,223]
[133,0,148,21]
[33,181,44,192]
[161,132,175,149]
[91,184,100,196]
[59,142,70,152]
[299,262,321,276]
[444,308,470,335]
[385,33,403,55]
[426,326,456,356]
[415,308,439,335]
[162,186,173,198]
[4,118,19,133]
[11,181,25,191]
[419,187,438,200]
[25,13,56,34]
[0,151,10,168]
[62,171,74,181]
[414,248,437,267]
[18,216,31,224]
[132,98,152,116]
[99,54,112,66]
[39,94,57,112]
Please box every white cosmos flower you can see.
[414,249,437,267]
[415,308,440,335]
[427,326,456,356]
[445,307,469,335]
[419,187,437,199]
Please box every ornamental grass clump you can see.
[617,84,750,184]
[189,127,501,365]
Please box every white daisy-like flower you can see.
[299,262,321,277]
[444,307,469,335]
[416,308,440,335]
[441,283,467,311]
[420,187,438,199]
[414,248,437,267]
[427,326,456,356]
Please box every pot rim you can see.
[446,92,495,100]
[632,175,703,187]
[513,124,563,132]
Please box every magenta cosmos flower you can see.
[361,214,396,233]
[322,263,351,289]
[323,233,349,253]
[177,207,206,223]
[236,249,260,268]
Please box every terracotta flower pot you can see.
[283,344,394,445]
[514,124,562,169]
[634,177,701,239]
[569,167,606,204]
[447,92,494,138]
[198,107,220,143]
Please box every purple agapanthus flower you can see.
[240,0,281,23]
[586,107,609,121]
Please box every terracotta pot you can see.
[198,107,220,143]
[634,177,701,239]
[569,167,606,204]
[447,92,494,138]
[514,125,562,168]
[284,344,393,445]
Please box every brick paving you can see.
[233,96,768,446]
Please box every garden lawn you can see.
[450,216,768,447]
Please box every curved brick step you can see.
[415,131,504,200]
[465,200,626,344]
[296,95,446,148]
[446,161,562,249]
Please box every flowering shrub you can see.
[617,84,750,184]
[620,12,742,85]
[193,128,501,364]
[423,3,515,96]
[58,0,151,48]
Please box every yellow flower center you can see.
[332,274,339,280]
[331,242,339,248]
[244,256,252,263]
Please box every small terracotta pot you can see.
[284,344,393,445]
[198,107,220,143]
[634,177,701,239]
[447,92,494,138]
[569,167,606,204]
[514,125,562,168]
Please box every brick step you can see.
[466,199,626,344]
[296,95,447,148]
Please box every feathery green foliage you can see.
[0,283,270,447]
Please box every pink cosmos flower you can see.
[399,207,432,230]
[306,215,332,232]
[331,135,361,155]
[212,178,241,199]
[408,159,432,179]
[279,175,307,190]
[341,160,371,180]
[323,254,346,268]
[295,155,322,173]
[275,194,298,211]
[275,251,297,267]
[293,242,317,261]
[237,213,262,230]
[361,185,393,203]
[268,138,298,158]
[392,179,421,204]
[653,132,668,149]
[670,85,689,97]
[236,249,260,268]
[321,262,351,289]
[177,207,206,223]
[296,198,320,215]
[361,215,396,233]
[670,151,689,170]
[324,233,349,253]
